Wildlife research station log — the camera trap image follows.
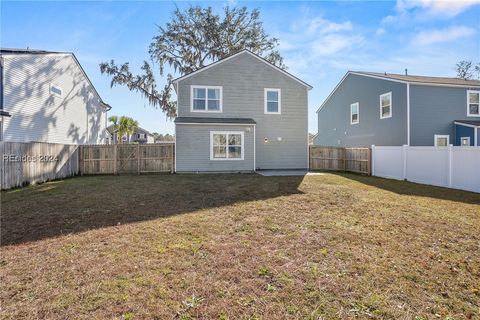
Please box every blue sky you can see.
[2,0,479,134]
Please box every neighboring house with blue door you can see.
[173,49,312,172]
[315,71,480,147]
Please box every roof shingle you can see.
[354,71,480,86]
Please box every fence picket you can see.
[309,145,371,175]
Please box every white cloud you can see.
[283,17,359,58]
[397,0,480,18]
[305,18,353,35]
[376,28,386,36]
[224,0,237,6]
[312,34,364,56]
[413,25,476,45]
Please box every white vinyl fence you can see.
[372,145,480,193]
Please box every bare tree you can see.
[455,60,480,80]
[100,6,285,119]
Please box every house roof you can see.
[0,48,111,111]
[316,71,480,114]
[0,48,63,54]
[354,71,480,87]
[107,125,154,135]
[172,49,313,90]
[454,120,480,127]
[174,117,256,125]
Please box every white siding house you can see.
[0,48,110,144]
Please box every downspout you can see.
[253,125,256,171]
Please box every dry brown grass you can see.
[1,173,479,319]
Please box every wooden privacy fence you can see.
[80,143,175,175]
[1,141,80,190]
[309,146,371,175]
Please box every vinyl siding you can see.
[1,53,107,144]
[410,85,479,146]
[315,74,408,147]
[176,52,308,170]
[175,124,255,172]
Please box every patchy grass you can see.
[1,173,479,319]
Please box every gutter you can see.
[101,102,112,111]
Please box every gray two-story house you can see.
[315,71,480,147]
[173,50,312,172]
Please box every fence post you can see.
[79,145,83,176]
[113,144,117,175]
[367,147,372,175]
[371,145,375,176]
[403,144,408,180]
[447,144,452,188]
[137,144,141,175]
[171,144,174,173]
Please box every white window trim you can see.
[350,102,359,125]
[50,83,63,98]
[264,88,281,114]
[379,92,392,119]
[467,90,480,117]
[190,85,223,113]
[434,134,449,147]
[460,136,471,146]
[210,131,244,161]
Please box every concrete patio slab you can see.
[256,170,325,176]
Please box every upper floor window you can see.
[50,84,63,98]
[380,92,392,119]
[191,86,222,112]
[467,90,479,117]
[350,102,359,124]
[264,88,281,114]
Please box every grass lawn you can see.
[1,173,479,319]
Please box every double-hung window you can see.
[467,90,480,117]
[191,86,222,112]
[264,88,281,114]
[210,131,244,160]
[380,92,392,119]
[350,102,359,124]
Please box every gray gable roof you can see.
[354,71,480,87]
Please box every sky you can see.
[1,0,479,134]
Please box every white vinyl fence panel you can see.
[450,147,480,193]
[372,145,480,193]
